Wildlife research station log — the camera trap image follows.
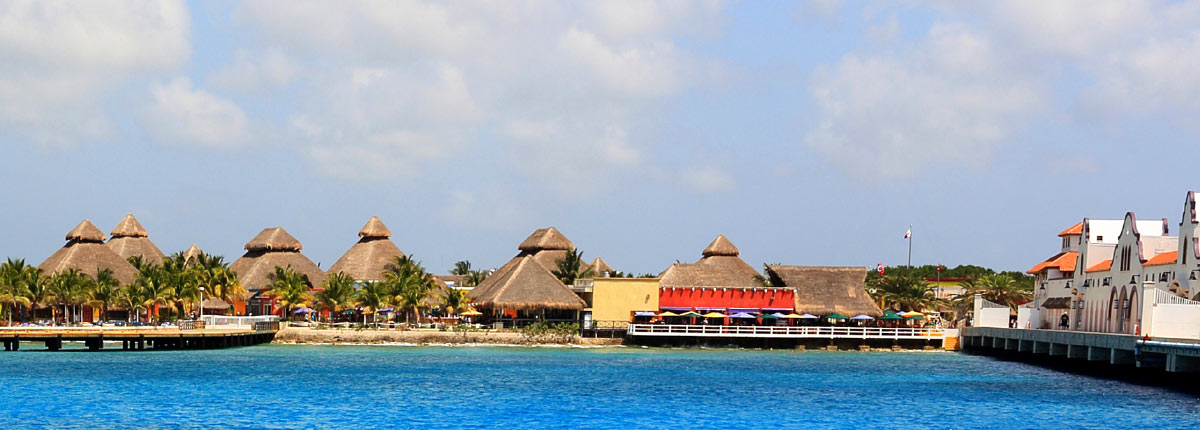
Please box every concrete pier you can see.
[962,327,1200,374]
[0,323,278,352]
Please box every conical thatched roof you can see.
[328,217,406,282]
[66,219,106,242]
[584,257,614,276]
[244,227,303,252]
[183,244,204,262]
[358,216,392,238]
[110,214,148,238]
[201,297,232,310]
[702,234,740,257]
[40,220,138,285]
[106,214,165,262]
[230,227,326,291]
[468,256,585,311]
[518,227,573,252]
[766,265,883,317]
[659,234,761,288]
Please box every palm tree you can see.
[268,266,312,320]
[114,283,147,324]
[354,281,388,327]
[466,269,489,289]
[0,258,35,325]
[86,268,120,323]
[441,287,466,315]
[316,272,357,323]
[131,260,173,323]
[451,260,472,276]
[383,256,434,325]
[189,252,245,315]
[552,247,591,286]
[49,269,92,325]
[959,274,1032,310]
[869,275,945,312]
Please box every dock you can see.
[962,327,1200,373]
[627,324,955,349]
[0,321,279,352]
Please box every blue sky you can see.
[3,1,1200,275]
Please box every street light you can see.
[198,286,206,322]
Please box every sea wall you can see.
[272,327,624,346]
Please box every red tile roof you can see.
[1027,252,1078,274]
[1144,251,1178,267]
[1085,259,1112,273]
[1058,222,1084,237]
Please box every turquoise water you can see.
[1,345,1198,429]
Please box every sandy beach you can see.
[272,326,625,346]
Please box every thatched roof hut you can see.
[468,227,585,311]
[585,257,614,276]
[766,265,883,317]
[230,227,327,291]
[327,216,406,282]
[658,234,762,288]
[105,214,165,263]
[39,219,138,285]
[183,244,204,262]
[201,297,232,311]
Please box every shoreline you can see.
[271,326,625,347]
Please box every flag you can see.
[876,263,885,274]
[904,226,911,239]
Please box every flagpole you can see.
[907,224,912,269]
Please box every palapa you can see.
[468,227,585,311]
[39,219,138,285]
[328,216,406,282]
[230,227,327,291]
[766,265,883,317]
[106,214,165,262]
[658,234,762,288]
[584,257,614,276]
[182,244,204,262]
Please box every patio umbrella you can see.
[460,310,482,316]
[826,313,849,320]
[378,307,394,314]
[658,311,680,317]
[702,312,728,318]
[905,314,926,320]
[633,311,657,317]
[850,314,875,320]
[293,308,312,314]
[729,312,756,319]
[881,310,903,321]
[679,311,703,318]
[900,311,924,318]
[761,313,780,319]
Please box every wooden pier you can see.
[0,321,279,352]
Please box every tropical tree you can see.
[191,252,246,311]
[0,258,36,325]
[441,287,466,315]
[315,272,357,322]
[451,260,489,288]
[451,260,472,277]
[49,269,93,325]
[958,274,1032,310]
[86,268,120,323]
[130,258,173,323]
[384,255,434,325]
[354,281,388,327]
[114,283,148,324]
[552,247,591,286]
[868,275,945,312]
[268,266,312,320]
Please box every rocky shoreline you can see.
[271,327,625,346]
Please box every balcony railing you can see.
[627,324,946,339]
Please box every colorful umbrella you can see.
[826,313,849,320]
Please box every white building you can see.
[1028,191,1200,334]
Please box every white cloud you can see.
[144,77,249,147]
[805,23,1041,179]
[208,49,297,92]
[0,0,190,146]
[227,0,723,191]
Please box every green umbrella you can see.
[760,313,778,319]
[826,313,849,320]
[881,310,903,321]
[679,311,702,317]
[905,315,925,320]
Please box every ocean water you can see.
[1,345,1198,429]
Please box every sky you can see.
[3,0,1200,275]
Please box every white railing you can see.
[627,324,946,339]
[200,315,279,327]
[1154,289,1200,306]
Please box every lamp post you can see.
[198,286,205,322]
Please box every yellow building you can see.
[589,278,660,323]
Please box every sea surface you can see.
[1,344,1198,429]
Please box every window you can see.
[1097,235,1103,241]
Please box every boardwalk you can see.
[0,322,279,352]
[627,324,947,340]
